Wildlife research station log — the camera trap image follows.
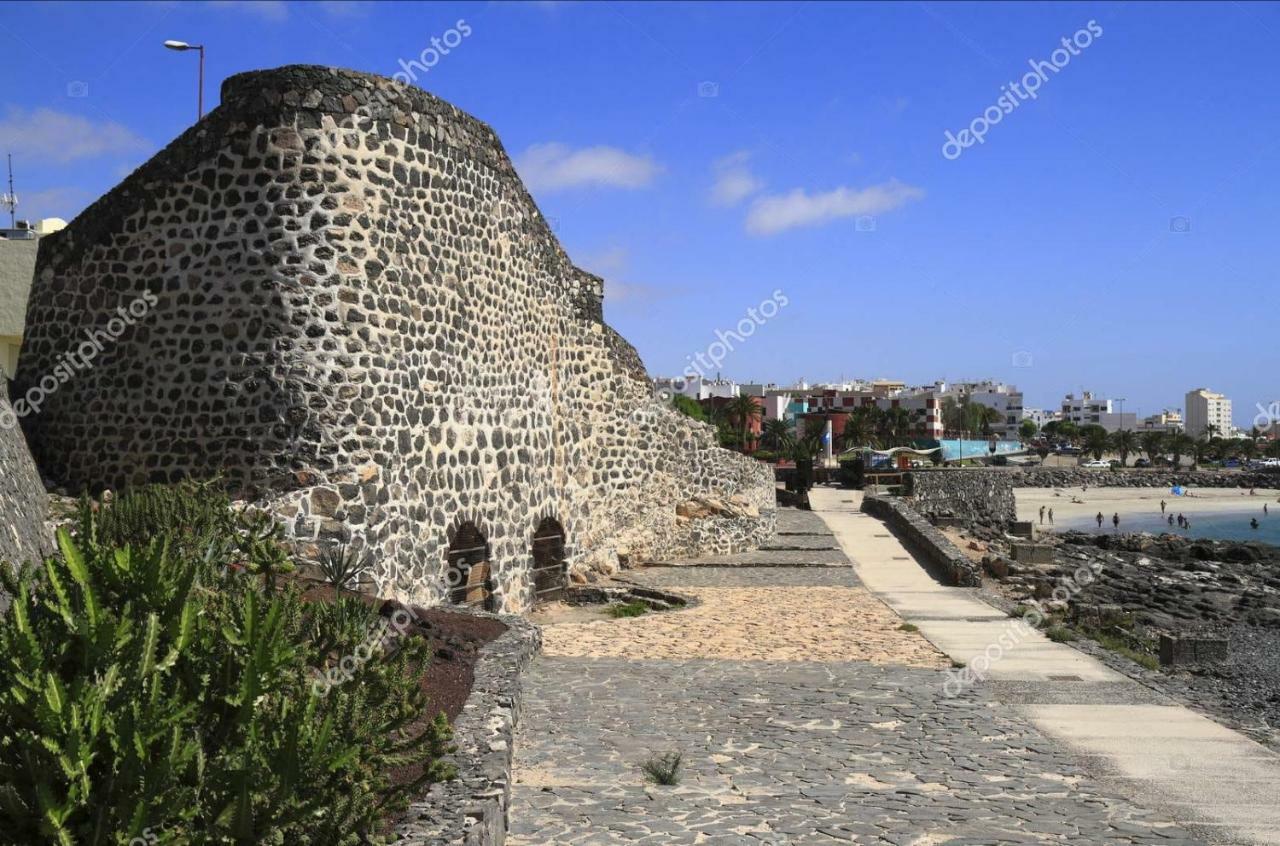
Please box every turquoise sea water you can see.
[1060,505,1280,545]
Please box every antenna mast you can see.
[1,155,15,229]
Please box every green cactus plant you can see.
[0,484,454,845]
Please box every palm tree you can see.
[1081,425,1110,460]
[724,395,762,453]
[1167,433,1195,470]
[1110,429,1139,467]
[761,418,792,452]
[1140,431,1166,466]
[840,408,878,451]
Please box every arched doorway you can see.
[445,522,494,611]
[531,517,567,604]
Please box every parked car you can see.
[1133,458,1151,468]
[1081,459,1111,468]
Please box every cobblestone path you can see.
[508,511,1207,845]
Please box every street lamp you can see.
[164,40,205,121]
[1115,397,1127,432]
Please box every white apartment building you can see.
[1184,388,1232,439]
[1060,391,1136,433]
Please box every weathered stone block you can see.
[1011,542,1055,565]
[1158,633,1229,667]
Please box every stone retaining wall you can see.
[1013,468,1280,489]
[904,469,1015,527]
[15,64,775,612]
[392,607,541,846]
[861,495,981,587]
[0,388,53,585]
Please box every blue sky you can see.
[2,1,1277,427]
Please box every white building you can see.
[1184,388,1232,439]
[1022,408,1062,429]
[653,376,739,401]
[1060,391,1136,433]
[1141,409,1184,434]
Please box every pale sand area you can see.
[536,586,948,667]
[1015,485,1280,524]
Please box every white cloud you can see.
[709,150,763,207]
[744,179,924,236]
[514,143,661,193]
[207,0,289,21]
[0,108,150,164]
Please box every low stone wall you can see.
[861,495,981,587]
[1013,468,1280,489]
[392,609,541,846]
[904,470,1015,527]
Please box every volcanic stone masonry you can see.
[0,388,53,586]
[15,65,775,613]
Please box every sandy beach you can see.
[1016,485,1280,526]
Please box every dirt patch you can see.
[539,586,948,667]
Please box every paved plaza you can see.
[508,493,1231,844]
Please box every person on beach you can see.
[1039,505,1046,524]
[1096,511,1104,528]
[1177,513,1185,527]
[1113,512,1120,530]
[1185,518,1191,531]
[1168,514,1175,527]
[1048,508,1054,525]
[1161,499,1167,514]
[1252,518,1260,530]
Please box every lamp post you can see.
[164,40,205,120]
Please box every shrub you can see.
[0,485,452,845]
[1045,625,1076,643]
[607,600,649,618]
[640,752,682,786]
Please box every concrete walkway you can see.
[811,487,1280,846]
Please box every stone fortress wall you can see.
[15,65,775,613]
[0,388,53,586]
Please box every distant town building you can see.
[1140,409,1184,434]
[653,375,739,401]
[1022,408,1062,429]
[1060,391,1136,433]
[0,219,64,378]
[1184,388,1232,439]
